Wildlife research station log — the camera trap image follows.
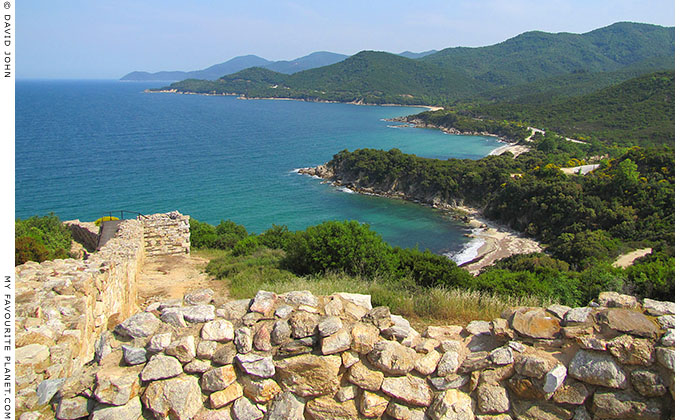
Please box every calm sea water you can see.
[16,80,502,255]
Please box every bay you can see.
[16,80,502,255]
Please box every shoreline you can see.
[144,89,443,111]
[295,167,543,275]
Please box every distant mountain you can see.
[157,22,674,107]
[398,50,438,59]
[421,22,674,87]
[121,52,348,81]
[263,51,348,74]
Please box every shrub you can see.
[283,220,397,278]
[15,236,50,265]
[189,218,218,248]
[232,236,262,256]
[215,220,248,249]
[394,247,473,288]
[258,224,294,250]
[15,214,72,265]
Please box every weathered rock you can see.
[148,332,173,353]
[253,322,273,351]
[424,325,464,340]
[290,311,320,338]
[201,365,237,392]
[336,384,358,402]
[428,389,473,420]
[160,308,187,327]
[489,347,513,365]
[466,321,492,336]
[415,349,442,376]
[201,319,235,342]
[94,368,141,406]
[238,376,282,403]
[271,319,292,346]
[183,304,216,323]
[275,354,341,397]
[437,351,460,377]
[507,375,547,400]
[564,307,593,324]
[193,409,233,420]
[55,396,94,420]
[607,334,654,365]
[476,383,510,414]
[513,400,572,420]
[416,338,440,354]
[274,304,294,319]
[348,361,385,391]
[91,397,142,420]
[367,340,417,375]
[250,290,278,316]
[221,299,251,320]
[575,335,607,350]
[592,390,664,420]
[266,391,305,420]
[514,351,558,379]
[235,326,253,353]
[209,381,243,408]
[94,332,112,364]
[569,350,627,388]
[115,312,161,338]
[543,364,567,393]
[121,345,147,365]
[631,369,667,397]
[643,298,674,316]
[479,365,515,385]
[211,344,237,365]
[232,396,264,420]
[142,375,203,420]
[601,308,659,338]
[491,318,514,339]
[511,308,560,339]
[546,304,571,319]
[36,378,65,406]
[282,290,319,307]
[656,314,674,329]
[184,288,215,305]
[165,335,197,363]
[440,340,463,353]
[16,344,50,370]
[342,350,360,368]
[459,351,491,373]
[382,315,413,341]
[429,374,469,391]
[184,359,211,374]
[140,353,183,382]
[381,375,434,407]
[351,322,380,354]
[335,292,372,310]
[322,329,352,355]
[656,347,674,370]
[508,341,526,353]
[318,316,343,337]
[196,340,218,359]
[598,291,638,308]
[358,391,389,418]
[236,353,275,378]
[277,336,318,356]
[552,381,589,405]
[660,329,675,347]
[306,395,359,420]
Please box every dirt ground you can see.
[136,254,230,309]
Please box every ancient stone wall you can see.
[15,219,145,413]
[140,211,191,257]
[63,220,100,252]
[18,289,675,420]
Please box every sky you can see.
[19,0,676,79]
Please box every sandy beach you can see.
[488,143,531,157]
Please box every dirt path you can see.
[612,248,653,268]
[136,254,230,309]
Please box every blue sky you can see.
[19,0,675,79]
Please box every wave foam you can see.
[337,186,355,194]
[445,235,485,266]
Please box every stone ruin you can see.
[13,211,675,419]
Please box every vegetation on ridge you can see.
[15,214,72,265]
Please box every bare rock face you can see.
[275,354,341,397]
[569,350,627,389]
[141,375,203,420]
[367,340,417,375]
[381,375,434,407]
[511,308,561,339]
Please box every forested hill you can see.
[157,22,674,106]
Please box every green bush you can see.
[394,247,473,288]
[189,218,218,248]
[258,224,294,250]
[283,220,397,278]
[215,220,248,249]
[232,236,262,256]
[15,214,72,265]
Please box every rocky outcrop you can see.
[16,289,674,419]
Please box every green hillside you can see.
[422,22,674,88]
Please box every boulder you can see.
[364,306,394,330]
[235,353,275,378]
[115,312,161,338]
[165,335,197,363]
[201,319,235,342]
[142,375,203,420]
[140,354,183,382]
[367,340,417,375]
[564,307,593,324]
[592,390,664,420]
[250,290,278,316]
[358,391,389,418]
[221,299,251,320]
[209,381,243,409]
[598,291,638,308]
[489,347,514,365]
[382,315,413,341]
[546,304,571,319]
[631,369,667,397]
[351,322,380,354]
[91,397,141,420]
[424,325,464,340]
[232,396,264,420]
[476,383,510,414]
[200,365,237,392]
[511,308,560,339]
[428,389,473,420]
[290,311,320,338]
[274,354,341,397]
[601,308,660,338]
[282,290,319,307]
[321,329,352,355]
[183,288,214,305]
[513,400,572,420]
[160,308,187,327]
[381,375,434,407]
[643,298,674,316]
[211,344,237,365]
[569,350,627,388]
[348,361,385,391]
[266,391,305,420]
[607,335,654,365]
[660,329,675,347]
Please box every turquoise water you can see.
[16,80,502,255]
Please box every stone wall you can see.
[140,211,191,257]
[63,220,100,252]
[15,219,145,413]
[19,289,675,420]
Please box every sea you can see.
[15,80,503,261]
